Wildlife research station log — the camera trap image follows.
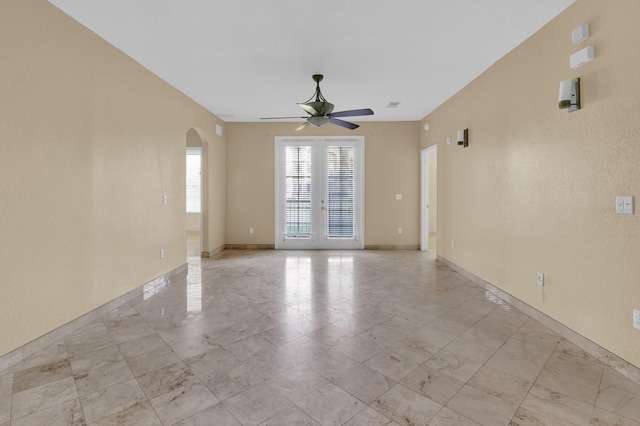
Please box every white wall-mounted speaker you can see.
[570,45,594,69]
[572,24,589,44]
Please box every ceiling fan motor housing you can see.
[307,116,330,127]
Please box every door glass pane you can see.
[327,146,354,239]
[285,146,312,238]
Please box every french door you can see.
[275,136,364,249]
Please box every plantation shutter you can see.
[284,145,312,239]
[326,146,355,239]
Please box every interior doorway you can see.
[186,128,209,258]
[421,145,437,252]
[186,147,202,257]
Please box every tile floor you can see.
[1,250,640,425]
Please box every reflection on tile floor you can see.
[2,250,640,425]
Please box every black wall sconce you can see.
[457,128,468,147]
[558,78,580,112]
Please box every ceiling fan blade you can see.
[329,117,359,130]
[295,122,311,131]
[298,103,318,115]
[329,108,374,118]
[260,116,308,120]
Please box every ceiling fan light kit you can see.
[261,74,374,131]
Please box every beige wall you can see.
[0,0,225,357]
[226,122,420,247]
[421,0,640,367]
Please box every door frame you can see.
[274,136,365,250]
[421,144,437,252]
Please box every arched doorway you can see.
[186,128,209,257]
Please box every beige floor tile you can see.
[358,325,404,346]
[545,341,604,383]
[390,341,437,366]
[293,381,364,426]
[446,385,519,426]
[257,402,320,425]
[520,384,594,426]
[335,335,384,363]
[364,350,421,382]
[12,358,72,393]
[443,337,497,365]
[12,376,78,420]
[268,364,329,403]
[468,365,532,405]
[222,383,293,426]
[534,366,599,405]
[226,336,278,362]
[136,361,199,399]
[74,359,134,396]
[334,364,396,404]
[175,403,241,426]
[150,381,219,425]
[333,316,376,336]
[79,378,147,424]
[304,348,358,381]
[400,364,464,405]
[117,333,169,359]
[509,406,565,426]
[125,344,182,377]
[422,350,482,383]
[0,395,10,424]
[69,345,123,375]
[590,407,640,425]
[13,342,69,371]
[429,407,480,426]
[187,349,263,401]
[411,325,458,349]
[460,317,519,349]
[88,401,161,425]
[342,406,398,425]
[11,398,84,426]
[243,347,301,379]
[372,384,442,426]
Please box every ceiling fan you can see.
[261,74,374,131]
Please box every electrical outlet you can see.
[397,227,403,235]
[249,227,254,234]
[633,309,640,329]
[537,272,544,286]
[160,249,165,259]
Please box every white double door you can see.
[275,136,364,250]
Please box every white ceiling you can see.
[49,0,574,123]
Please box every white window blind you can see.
[186,148,201,213]
[285,146,312,238]
[327,146,355,239]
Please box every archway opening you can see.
[186,128,209,257]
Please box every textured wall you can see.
[0,0,225,356]
[421,0,640,367]
[226,122,420,247]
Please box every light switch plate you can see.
[396,194,402,201]
[616,196,634,215]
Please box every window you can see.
[186,148,201,213]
